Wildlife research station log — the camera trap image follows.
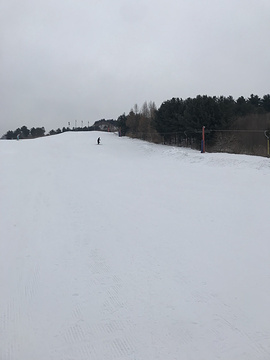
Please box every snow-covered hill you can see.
[1,132,270,360]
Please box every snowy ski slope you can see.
[1,131,270,360]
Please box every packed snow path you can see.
[1,132,270,360]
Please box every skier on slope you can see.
[97,137,100,145]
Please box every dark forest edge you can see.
[2,94,270,157]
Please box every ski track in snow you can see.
[1,132,270,360]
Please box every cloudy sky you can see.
[1,0,270,136]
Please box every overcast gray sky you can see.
[1,0,270,136]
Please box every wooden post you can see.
[201,126,205,153]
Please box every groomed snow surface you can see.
[1,131,270,360]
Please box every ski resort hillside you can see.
[1,131,270,360]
